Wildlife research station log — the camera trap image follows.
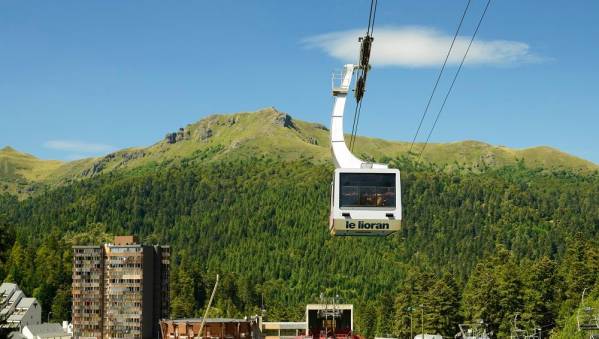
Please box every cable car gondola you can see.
[329,63,402,237]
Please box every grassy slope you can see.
[0,146,64,197]
[1,107,597,197]
[0,146,63,181]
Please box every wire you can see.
[367,0,377,35]
[350,101,363,151]
[368,0,378,35]
[418,0,492,159]
[408,0,472,154]
[349,0,378,152]
[349,101,361,151]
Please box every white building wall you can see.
[21,326,34,339]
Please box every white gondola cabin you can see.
[328,64,402,236]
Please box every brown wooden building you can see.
[159,318,257,339]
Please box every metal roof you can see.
[0,283,18,293]
[0,283,18,300]
[8,291,23,303]
[24,323,69,337]
[16,297,36,309]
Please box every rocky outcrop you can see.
[305,136,319,145]
[273,112,295,129]
[165,127,191,144]
[82,160,106,177]
[165,132,177,144]
[81,149,147,176]
[199,127,213,141]
[122,150,146,161]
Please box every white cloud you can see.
[303,26,543,68]
[43,140,114,153]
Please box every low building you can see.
[261,321,306,339]
[261,304,354,339]
[1,283,22,320]
[306,304,353,338]
[159,318,257,339]
[21,323,71,339]
[6,298,41,331]
[0,283,41,331]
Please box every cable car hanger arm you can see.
[330,64,387,170]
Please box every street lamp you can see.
[406,307,414,339]
[420,304,424,339]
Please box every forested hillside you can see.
[0,155,597,338]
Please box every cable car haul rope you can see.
[349,0,377,152]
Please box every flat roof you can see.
[163,318,252,324]
[306,304,353,310]
[262,322,306,330]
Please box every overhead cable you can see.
[418,0,492,159]
[409,0,472,154]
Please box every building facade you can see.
[159,318,258,339]
[72,236,170,339]
[72,246,104,338]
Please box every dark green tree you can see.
[426,273,462,337]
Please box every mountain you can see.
[1,108,598,337]
[1,107,597,197]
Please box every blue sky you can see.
[1,1,598,163]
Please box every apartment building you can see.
[72,236,169,339]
